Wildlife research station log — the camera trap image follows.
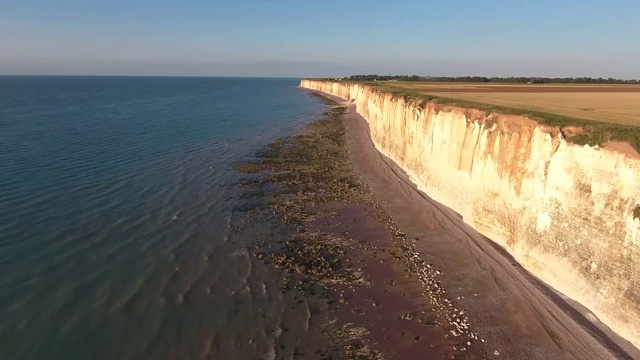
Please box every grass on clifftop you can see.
[327,80,640,153]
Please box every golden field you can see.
[379,82,640,126]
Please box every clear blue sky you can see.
[1,0,639,78]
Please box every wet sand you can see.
[315,90,640,359]
[309,203,456,359]
[237,95,461,359]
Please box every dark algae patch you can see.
[234,93,472,359]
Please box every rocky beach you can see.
[235,90,639,359]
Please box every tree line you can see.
[341,74,640,84]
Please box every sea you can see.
[0,76,329,359]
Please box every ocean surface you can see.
[0,76,328,359]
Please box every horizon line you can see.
[2,74,640,81]
[0,74,305,79]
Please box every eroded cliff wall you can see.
[301,80,640,348]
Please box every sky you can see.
[1,0,639,78]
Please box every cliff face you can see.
[301,80,640,348]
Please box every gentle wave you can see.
[0,77,328,360]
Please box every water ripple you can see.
[0,76,328,360]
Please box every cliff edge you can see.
[300,79,640,350]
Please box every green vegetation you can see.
[339,74,640,84]
[335,80,640,152]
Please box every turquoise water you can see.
[0,77,327,359]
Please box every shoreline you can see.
[310,89,640,359]
[237,88,639,359]
[237,94,460,358]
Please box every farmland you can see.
[373,82,640,126]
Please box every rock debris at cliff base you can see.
[300,82,640,359]
[233,93,484,359]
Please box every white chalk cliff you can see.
[301,80,640,349]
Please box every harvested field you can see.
[379,82,640,126]
[430,92,640,125]
[381,83,640,93]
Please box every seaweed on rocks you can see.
[234,94,463,359]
